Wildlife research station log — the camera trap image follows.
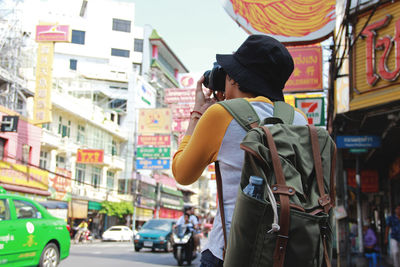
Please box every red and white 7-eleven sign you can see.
[295,97,325,126]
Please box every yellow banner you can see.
[138,108,172,134]
[33,42,54,124]
[0,161,49,190]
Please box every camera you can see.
[203,62,226,92]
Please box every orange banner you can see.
[76,149,104,164]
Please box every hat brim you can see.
[216,54,284,101]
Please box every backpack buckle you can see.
[318,194,331,207]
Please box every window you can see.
[76,163,86,185]
[111,140,117,156]
[132,63,142,74]
[70,59,77,70]
[92,166,101,189]
[58,116,71,138]
[111,48,130,58]
[56,155,66,169]
[77,124,85,144]
[107,171,115,189]
[112,18,131,32]
[39,151,48,169]
[0,199,10,221]
[22,144,31,164]
[71,30,85,44]
[0,137,6,160]
[14,200,42,219]
[134,39,143,52]
[42,123,50,130]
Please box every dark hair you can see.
[227,75,280,101]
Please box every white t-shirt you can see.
[176,215,198,226]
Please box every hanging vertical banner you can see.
[138,108,172,134]
[33,42,54,124]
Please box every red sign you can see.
[164,88,196,104]
[171,104,193,119]
[158,207,183,219]
[76,149,104,164]
[347,169,379,193]
[284,46,323,92]
[137,135,171,146]
[36,25,70,42]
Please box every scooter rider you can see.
[176,207,201,251]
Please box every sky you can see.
[131,0,249,73]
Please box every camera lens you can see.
[203,70,211,88]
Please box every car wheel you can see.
[135,247,141,252]
[165,240,172,252]
[39,243,59,267]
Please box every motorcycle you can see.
[172,225,197,266]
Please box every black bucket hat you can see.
[216,35,294,101]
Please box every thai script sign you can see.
[33,42,54,124]
[352,2,400,110]
[137,135,171,146]
[137,147,170,158]
[164,88,196,104]
[295,97,325,126]
[76,149,104,164]
[36,25,71,42]
[138,108,171,134]
[0,160,48,190]
[221,0,335,44]
[336,135,381,149]
[170,104,193,119]
[136,159,170,170]
[285,46,323,92]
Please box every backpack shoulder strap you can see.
[218,98,260,131]
[273,101,295,125]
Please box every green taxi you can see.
[0,186,70,266]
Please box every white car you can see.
[102,225,134,241]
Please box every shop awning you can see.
[88,201,102,211]
[161,186,183,197]
[0,183,51,196]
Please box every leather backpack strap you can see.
[308,125,331,213]
[262,126,290,267]
[215,161,227,260]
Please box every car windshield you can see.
[108,228,122,231]
[142,220,171,231]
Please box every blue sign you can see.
[136,159,170,170]
[336,135,381,149]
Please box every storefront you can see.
[333,1,400,263]
[88,200,103,238]
[158,185,183,219]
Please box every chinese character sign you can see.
[33,42,54,124]
[285,46,323,92]
[76,149,104,164]
[138,108,172,134]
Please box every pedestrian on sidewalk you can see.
[385,204,400,267]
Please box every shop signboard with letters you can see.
[352,2,400,110]
[137,147,170,158]
[76,149,104,164]
[136,159,170,170]
[336,135,381,149]
[295,97,325,126]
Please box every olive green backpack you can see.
[215,99,337,267]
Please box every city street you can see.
[60,241,201,267]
